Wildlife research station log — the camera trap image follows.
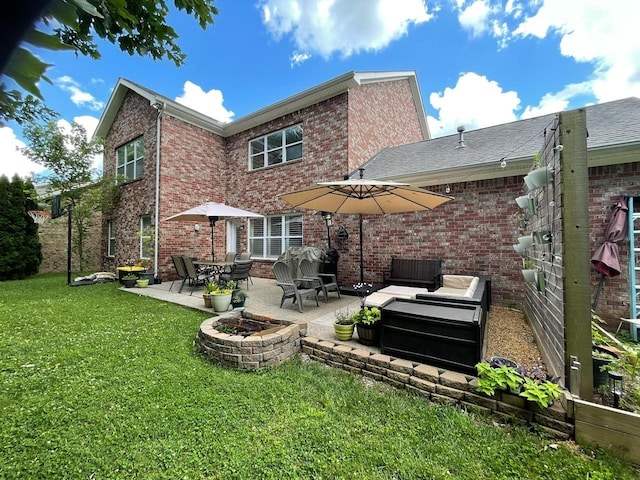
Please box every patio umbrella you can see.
[277,169,453,282]
[162,202,263,261]
[591,196,628,308]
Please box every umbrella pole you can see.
[209,216,219,261]
[592,273,605,310]
[359,214,364,283]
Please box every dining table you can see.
[193,260,234,280]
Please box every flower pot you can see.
[211,292,232,312]
[513,244,525,254]
[523,174,537,190]
[356,322,380,346]
[121,277,137,288]
[515,195,529,209]
[518,234,534,248]
[527,166,553,188]
[334,322,355,341]
[203,293,212,308]
[521,269,537,282]
[136,278,149,288]
[231,299,246,309]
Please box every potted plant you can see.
[136,277,149,288]
[136,258,154,285]
[333,310,356,341]
[121,274,138,288]
[354,306,381,346]
[517,233,534,249]
[208,280,236,313]
[231,290,247,309]
[521,259,537,282]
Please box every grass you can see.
[0,274,638,479]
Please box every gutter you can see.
[152,98,165,278]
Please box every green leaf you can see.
[4,48,52,99]
[22,30,76,51]
[69,0,104,18]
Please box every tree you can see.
[20,120,117,271]
[0,175,42,280]
[1,0,219,125]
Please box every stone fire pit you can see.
[195,310,306,369]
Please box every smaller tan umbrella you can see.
[278,172,453,282]
[162,202,263,261]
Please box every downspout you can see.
[152,99,165,278]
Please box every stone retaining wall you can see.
[301,336,575,440]
[196,313,306,369]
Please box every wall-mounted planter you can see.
[522,269,537,282]
[524,175,537,190]
[513,244,525,254]
[518,234,534,248]
[515,195,530,209]
[535,230,553,244]
[536,270,546,292]
[525,166,554,189]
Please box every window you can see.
[107,221,115,257]
[116,137,144,182]
[140,216,153,259]
[249,214,302,259]
[249,124,303,170]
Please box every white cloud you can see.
[0,127,45,179]
[259,0,433,63]
[175,81,235,123]
[57,76,104,111]
[458,0,493,37]
[427,72,520,137]
[512,0,640,103]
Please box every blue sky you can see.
[2,0,639,179]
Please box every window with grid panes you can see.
[249,214,303,259]
[249,124,302,170]
[116,137,144,182]
[140,216,152,259]
[107,221,115,257]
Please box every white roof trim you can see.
[94,71,430,140]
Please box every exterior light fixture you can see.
[445,184,451,194]
[608,371,624,408]
[321,211,333,248]
[500,158,507,168]
[194,223,201,232]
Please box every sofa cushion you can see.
[443,275,475,289]
[364,292,409,308]
[378,285,431,297]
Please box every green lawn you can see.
[0,274,637,479]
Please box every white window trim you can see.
[140,216,152,259]
[116,136,144,182]
[249,214,303,259]
[107,221,115,257]
[248,124,303,171]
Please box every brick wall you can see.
[348,79,426,171]
[38,215,102,273]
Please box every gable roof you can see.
[359,97,640,187]
[94,71,429,140]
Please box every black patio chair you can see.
[170,255,188,293]
[218,259,253,290]
[181,255,213,295]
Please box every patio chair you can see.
[298,258,340,302]
[222,251,237,273]
[218,259,253,290]
[239,252,253,284]
[170,255,188,293]
[272,260,319,313]
[181,255,213,295]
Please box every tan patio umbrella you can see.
[162,202,263,261]
[278,168,453,282]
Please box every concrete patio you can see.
[119,276,379,352]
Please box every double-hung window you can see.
[249,214,303,259]
[107,221,115,257]
[116,137,144,182]
[249,124,303,170]
[140,216,152,259]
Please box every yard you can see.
[0,274,637,479]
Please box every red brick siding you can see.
[348,80,425,172]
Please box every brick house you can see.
[95,71,640,326]
[96,71,428,284]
